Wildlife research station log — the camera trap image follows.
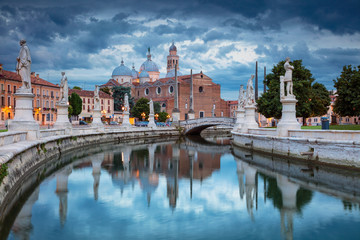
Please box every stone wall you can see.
[232,131,360,168]
[0,128,180,223]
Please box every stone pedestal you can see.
[172,110,180,124]
[148,114,156,128]
[92,108,104,131]
[241,105,258,133]
[53,102,72,134]
[121,112,131,129]
[233,109,245,132]
[8,92,39,140]
[276,97,301,137]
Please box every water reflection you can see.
[5,136,360,240]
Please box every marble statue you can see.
[280,76,285,99]
[94,85,100,110]
[284,57,294,97]
[124,93,129,112]
[59,72,68,104]
[246,75,255,106]
[16,40,32,92]
[238,85,246,109]
[148,98,154,115]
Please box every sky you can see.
[0,0,359,100]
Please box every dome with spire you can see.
[139,48,160,72]
[169,42,177,52]
[131,64,139,79]
[112,60,132,77]
[165,68,182,78]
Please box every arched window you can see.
[157,87,161,95]
[145,88,149,96]
[169,86,174,93]
[199,86,203,93]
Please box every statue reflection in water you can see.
[236,153,313,240]
[55,165,72,226]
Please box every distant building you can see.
[69,89,114,122]
[101,42,230,120]
[0,65,60,126]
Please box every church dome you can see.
[139,70,150,78]
[139,48,160,72]
[112,60,132,77]
[165,68,182,78]
[169,42,177,51]
[131,65,139,79]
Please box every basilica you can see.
[101,42,230,120]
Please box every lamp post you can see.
[155,113,159,121]
[141,112,146,121]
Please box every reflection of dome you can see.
[140,48,160,72]
[112,60,132,76]
[169,42,177,52]
[139,172,159,194]
[131,65,139,79]
[139,70,150,78]
[165,68,182,78]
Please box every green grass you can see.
[301,125,360,130]
[0,129,8,132]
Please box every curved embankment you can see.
[232,130,360,169]
[0,128,180,224]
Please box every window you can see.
[157,87,161,95]
[83,105,85,110]
[0,84,3,91]
[51,101,54,108]
[31,88,34,93]
[169,86,174,93]
[14,98,16,107]
[108,106,110,112]
[37,89,39,95]
[1,97,4,106]
[108,100,110,105]
[43,90,45,96]
[138,91,139,96]
[199,86,203,93]
[56,92,58,97]
[162,103,166,108]
[88,99,90,104]
[145,88,149,95]
[7,85,10,92]
[83,98,85,103]
[101,99,104,104]
[46,90,48,96]
[101,106,103,111]
[46,101,49,108]
[199,111,204,118]
[185,103,188,109]
[37,99,40,107]
[51,91,54,97]
[92,99,94,104]
[7,96,10,106]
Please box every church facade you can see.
[101,42,230,120]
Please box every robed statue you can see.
[238,85,246,110]
[284,57,294,97]
[246,75,255,106]
[59,72,68,104]
[94,85,100,110]
[124,93,129,113]
[148,98,154,115]
[16,39,32,92]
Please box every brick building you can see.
[101,42,230,120]
[69,88,114,122]
[0,65,60,126]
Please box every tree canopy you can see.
[333,65,360,116]
[257,59,330,123]
[112,86,134,111]
[100,86,111,95]
[73,86,82,90]
[68,92,82,116]
[131,97,149,119]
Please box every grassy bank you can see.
[301,125,360,130]
[0,130,8,132]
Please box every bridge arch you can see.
[179,117,235,135]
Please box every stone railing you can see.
[248,128,277,136]
[0,131,27,147]
[39,129,66,138]
[289,130,360,141]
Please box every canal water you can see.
[2,136,360,240]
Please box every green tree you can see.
[154,102,161,113]
[131,97,149,119]
[100,86,111,95]
[73,86,82,90]
[69,92,82,116]
[158,112,169,122]
[333,65,360,116]
[112,86,134,111]
[68,104,73,118]
[257,59,330,124]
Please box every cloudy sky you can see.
[0,0,359,100]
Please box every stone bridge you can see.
[179,117,235,135]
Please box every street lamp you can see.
[141,112,146,121]
[155,113,159,121]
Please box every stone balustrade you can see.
[39,129,66,138]
[0,131,27,147]
[289,130,360,141]
[248,128,277,136]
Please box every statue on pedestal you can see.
[124,93,129,113]
[238,85,246,110]
[148,98,154,115]
[246,75,255,106]
[59,72,68,104]
[94,85,100,110]
[16,40,32,92]
[284,57,294,97]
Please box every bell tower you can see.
[167,42,179,73]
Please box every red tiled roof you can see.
[69,88,113,99]
[100,79,120,87]
[227,100,237,105]
[1,70,59,88]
